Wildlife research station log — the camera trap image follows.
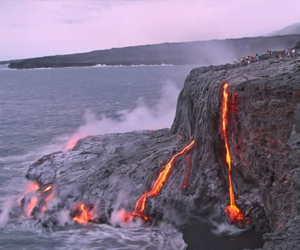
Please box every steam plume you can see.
[65,81,180,150]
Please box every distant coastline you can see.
[0,63,201,71]
[4,34,300,69]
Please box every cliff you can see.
[171,57,300,249]
[23,56,300,249]
[8,34,300,69]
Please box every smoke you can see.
[211,221,245,236]
[208,208,245,236]
[0,197,15,228]
[65,81,180,150]
[108,184,144,228]
[57,209,72,226]
[110,209,143,228]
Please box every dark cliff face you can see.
[171,57,300,249]
[171,57,300,232]
[24,57,300,248]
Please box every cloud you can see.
[58,18,84,24]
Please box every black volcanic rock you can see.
[8,35,300,69]
[294,41,300,49]
[172,56,300,227]
[24,56,300,249]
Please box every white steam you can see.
[56,209,72,226]
[208,208,245,236]
[65,81,180,150]
[211,221,245,236]
[0,197,15,228]
[110,209,143,228]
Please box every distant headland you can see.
[3,34,300,69]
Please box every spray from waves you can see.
[65,81,180,150]
[53,223,187,250]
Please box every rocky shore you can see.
[23,52,300,249]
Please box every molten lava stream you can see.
[22,182,40,217]
[132,140,195,220]
[73,203,91,224]
[222,83,248,226]
[26,196,38,217]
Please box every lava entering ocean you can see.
[221,83,248,226]
[22,182,56,217]
[132,140,195,220]
[21,83,249,227]
[73,203,91,224]
[22,182,94,224]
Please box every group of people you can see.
[234,47,300,66]
[234,53,260,66]
[278,48,300,58]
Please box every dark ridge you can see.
[7,34,300,69]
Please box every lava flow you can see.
[132,140,195,220]
[26,197,38,217]
[222,83,248,226]
[73,203,91,224]
[22,183,56,217]
[22,182,40,217]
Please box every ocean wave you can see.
[54,223,186,250]
[0,218,186,250]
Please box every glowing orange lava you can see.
[44,193,55,202]
[132,140,195,220]
[25,181,40,193]
[65,141,76,151]
[26,196,38,217]
[43,186,52,192]
[21,182,40,217]
[222,83,248,225]
[120,209,134,222]
[73,204,90,224]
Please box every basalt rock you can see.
[25,57,300,249]
[172,57,300,247]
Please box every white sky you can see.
[1,0,300,60]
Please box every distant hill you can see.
[268,23,300,36]
[6,34,300,69]
[0,59,22,65]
